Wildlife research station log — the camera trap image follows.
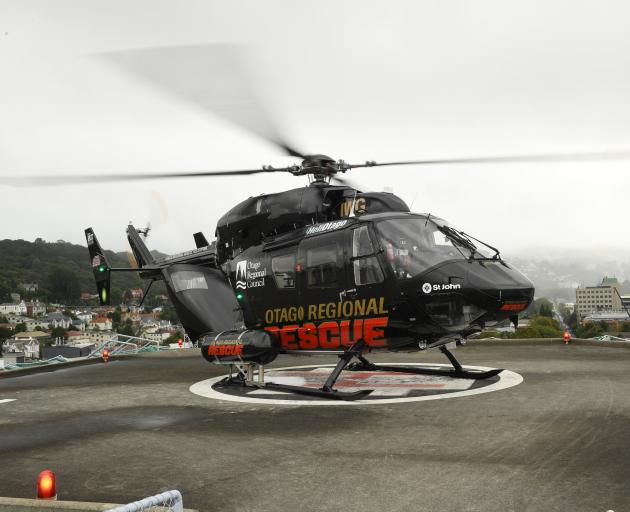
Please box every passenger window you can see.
[352,226,384,286]
[272,254,296,289]
[306,244,338,287]
[171,270,209,292]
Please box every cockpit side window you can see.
[272,254,296,289]
[352,226,384,286]
[306,243,338,287]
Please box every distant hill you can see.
[0,238,168,305]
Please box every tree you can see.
[118,318,135,337]
[576,322,606,339]
[510,315,563,338]
[164,330,184,345]
[539,302,553,317]
[14,323,27,334]
[45,266,81,304]
[50,326,67,341]
[159,306,180,324]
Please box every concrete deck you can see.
[1,341,629,511]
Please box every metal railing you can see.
[88,333,162,358]
[105,490,183,512]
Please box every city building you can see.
[575,276,622,317]
[582,311,630,324]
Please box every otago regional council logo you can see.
[235,260,247,290]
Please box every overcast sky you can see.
[1,0,630,257]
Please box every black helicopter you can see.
[6,44,630,400]
[83,152,534,400]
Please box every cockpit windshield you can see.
[374,216,497,279]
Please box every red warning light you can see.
[37,470,56,500]
[178,338,183,348]
[102,348,110,362]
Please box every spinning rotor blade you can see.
[102,44,306,159]
[350,150,630,169]
[0,167,294,187]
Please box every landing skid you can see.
[215,342,501,401]
[347,345,503,380]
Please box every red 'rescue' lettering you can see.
[340,319,363,347]
[362,317,387,347]
[207,344,243,356]
[265,317,389,350]
[318,321,340,349]
[279,325,299,350]
[297,323,318,349]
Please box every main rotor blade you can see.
[349,150,630,169]
[102,44,306,159]
[0,167,293,187]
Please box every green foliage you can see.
[512,319,561,338]
[118,318,135,337]
[14,323,27,334]
[165,330,184,345]
[0,315,8,324]
[50,326,67,340]
[45,266,81,304]
[576,322,606,339]
[159,306,180,324]
[538,302,553,317]
[524,298,555,318]
[0,239,168,305]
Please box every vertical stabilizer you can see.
[126,224,155,268]
[85,228,111,305]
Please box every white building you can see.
[0,301,27,315]
[2,337,40,359]
[575,277,622,317]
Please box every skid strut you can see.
[218,340,373,401]
[348,345,502,380]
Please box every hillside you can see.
[0,238,167,305]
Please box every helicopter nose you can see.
[466,261,534,315]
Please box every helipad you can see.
[190,363,523,405]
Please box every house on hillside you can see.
[42,313,72,329]
[2,336,41,359]
[0,301,27,315]
[25,301,46,317]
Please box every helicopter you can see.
[83,153,535,400]
[6,44,630,400]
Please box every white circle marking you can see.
[189,363,523,406]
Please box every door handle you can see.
[339,288,357,301]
